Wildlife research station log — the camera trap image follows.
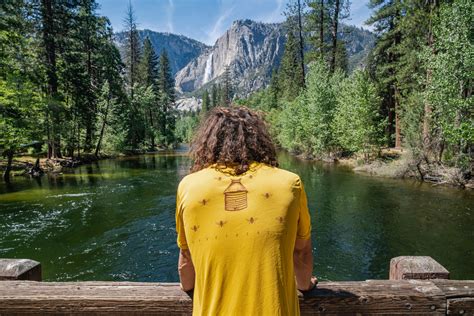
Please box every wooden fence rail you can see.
[0,256,472,315]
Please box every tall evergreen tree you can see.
[306,0,330,62]
[211,84,218,108]
[202,90,210,113]
[157,49,176,145]
[221,66,232,106]
[367,0,403,148]
[279,32,303,101]
[122,1,140,100]
[328,0,350,73]
[138,37,159,148]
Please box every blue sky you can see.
[97,0,373,45]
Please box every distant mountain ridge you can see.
[175,19,286,96]
[114,30,209,75]
[114,20,375,97]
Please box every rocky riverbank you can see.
[295,148,473,190]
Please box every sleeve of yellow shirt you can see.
[295,177,312,240]
[175,179,188,250]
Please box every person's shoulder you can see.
[178,168,216,190]
[261,164,302,185]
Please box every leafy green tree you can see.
[0,0,43,179]
[175,111,200,143]
[277,60,342,156]
[424,0,473,168]
[333,70,385,159]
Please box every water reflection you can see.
[0,151,473,282]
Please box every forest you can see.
[234,0,472,187]
[1,0,472,187]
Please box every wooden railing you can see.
[0,256,472,315]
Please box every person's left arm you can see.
[175,179,195,292]
[178,249,195,291]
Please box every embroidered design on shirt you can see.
[276,216,284,224]
[216,220,227,227]
[246,217,257,224]
[191,225,200,232]
[224,178,248,211]
[199,199,209,206]
[263,192,271,199]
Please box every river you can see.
[1,149,473,281]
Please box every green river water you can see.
[1,149,473,282]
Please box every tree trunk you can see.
[2,150,14,182]
[320,0,324,60]
[330,0,340,73]
[95,94,110,157]
[395,87,402,149]
[149,108,155,150]
[297,0,306,86]
[42,0,61,159]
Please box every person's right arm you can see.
[294,238,317,290]
[293,177,317,290]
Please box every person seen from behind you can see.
[175,106,317,315]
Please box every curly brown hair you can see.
[189,106,278,175]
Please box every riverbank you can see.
[294,148,473,190]
[0,154,112,178]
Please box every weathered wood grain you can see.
[433,280,474,315]
[0,259,41,281]
[390,256,450,280]
[0,280,447,315]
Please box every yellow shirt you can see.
[175,161,312,316]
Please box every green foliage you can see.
[425,0,473,166]
[175,112,200,143]
[201,90,210,113]
[278,31,304,101]
[277,60,342,156]
[333,70,386,157]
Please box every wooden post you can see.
[0,259,42,281]
[390,256,449,280]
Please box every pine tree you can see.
[202,90,210,113]
[306,0,330,62]
[138,37,159,149]
[328,0,350,73]
[211,84,218,108]
[157,49,176,146]
[279,31,303,101]
[284,0,306,87]
[367,0,403,148]
[221,66,232,106]
[122,1,140,100]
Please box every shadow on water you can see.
[0,150,473,282]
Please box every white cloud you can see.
[166,0,174,33]
[206,5,234,45]
[261,0,285,23]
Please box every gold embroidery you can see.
[246,217,257,224]
[191,225,200,232]
[224,178,248,211]
[216,220,227,227]
[276,216,284,224]
[199,199,209,206]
